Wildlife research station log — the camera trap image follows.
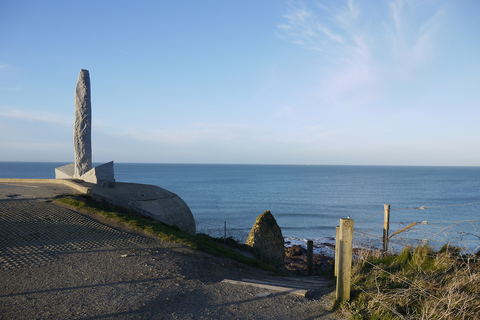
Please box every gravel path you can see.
[0,199,348,319]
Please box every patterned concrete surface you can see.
[0,179,90,200]
[0,199,154,269]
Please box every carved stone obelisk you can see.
[73,69,92,178]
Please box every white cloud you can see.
[105,122,261,145]
[386,0,445,78]
[347,0,360,18]
[389,0,403,31]
[0,108,71,126]
[278,1,340,51]
[279,0,445,110]
[320,26,344,43]
[412,8,444,63]
[101,119,344,159]
[279,1,378,109]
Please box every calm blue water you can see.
[1,162,479,251]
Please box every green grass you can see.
[55,196,278,273]
[344,246,480,319]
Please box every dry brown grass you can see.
[345,245,480,319]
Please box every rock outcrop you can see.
[73,69,92,178]
[284,245,334,275]
[245,210,285,267]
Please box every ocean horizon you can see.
[1,162,479,254]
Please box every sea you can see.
[1,162,479,255]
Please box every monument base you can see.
[56,161,115,186]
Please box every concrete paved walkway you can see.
[0,199,154,269]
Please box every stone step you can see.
[221,276,333,297]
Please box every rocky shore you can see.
[284,245,335,276]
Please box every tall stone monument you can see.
[55,69,196,234]
[74,69,92,178]
[55,69,114,185]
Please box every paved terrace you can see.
[0,179,342,319]
[0,198,155,269]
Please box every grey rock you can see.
[245,210,285,268]
[73,69,92,178]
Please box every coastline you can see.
[3,162,480,246]
[0,180,346,319]
[285,237,336,258]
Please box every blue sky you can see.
[1,0,479,165]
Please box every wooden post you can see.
[336,218,354,302]
[334,226,339,277]
[224,221,227,244]
[383,204,390,252]
[307,240,313,276]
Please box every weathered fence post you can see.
[307,240,313,276]
[224,221,227,244]
[336,218,354,302]
[383,204,391,252]
[334,226,339,277]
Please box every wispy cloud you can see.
[387,0,445,73]
[279,1,378,109]
[278,0,445,110]
[278,1,345,51]
[105,120,341,154]
[0,108,71,126]
[107,122,261,145]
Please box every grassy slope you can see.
[346,246,480,319]
[57,196,480,319]
[55,196,278,273]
